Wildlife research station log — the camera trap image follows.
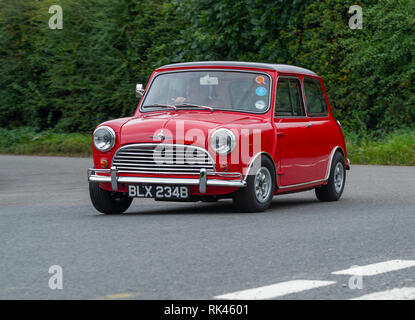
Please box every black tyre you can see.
[315,152,346,202]
[89,182,133,214]
[233,156,276,212]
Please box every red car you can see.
[88,61,350,214]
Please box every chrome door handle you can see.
[307,123,313,128]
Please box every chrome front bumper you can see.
[87,167,246,193]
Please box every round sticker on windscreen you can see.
[255,75,266,85]
[255,100,266,110]
[256,87,267,96]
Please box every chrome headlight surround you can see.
[93,126,116,152]
[210,128,236,155]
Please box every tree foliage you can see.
[0,0,414,134]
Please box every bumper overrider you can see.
[87,167,247,194]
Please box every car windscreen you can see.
[141,71,271,113]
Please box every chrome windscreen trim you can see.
[139,69,273,115]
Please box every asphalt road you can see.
[0,155,414,300]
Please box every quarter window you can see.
[275,78,305,117]
[303,78,328,117]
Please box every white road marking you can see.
[332,260,415,276]
[215,280,336,300]
[351,287,415,300]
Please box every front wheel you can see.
[232,156,276,212]
[315,152,346,201]
[89,182,133,214]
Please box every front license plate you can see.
[128,185,189,199]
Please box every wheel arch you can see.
[325,146,346,180]
[243,151,278,187]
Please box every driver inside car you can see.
[171,81,209,105]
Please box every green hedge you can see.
[1,0,414,135]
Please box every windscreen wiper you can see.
[142,104,177,110]
[174,103,214,112]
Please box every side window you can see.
[303,78,328,117]
[275,78,305,117]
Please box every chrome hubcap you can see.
[254,167,272,203]
[334,162,344,193]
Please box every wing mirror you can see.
[136,84,145,98]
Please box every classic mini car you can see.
[88,61,350,214]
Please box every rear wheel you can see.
[232,156,276,212]
[315,152,346,201]
[89,182,132,214]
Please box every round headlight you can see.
[93,126,115,152]
[210,128,236,155]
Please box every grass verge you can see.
[345,129,415,166]
[0,128,92,157]
[1,127,414,165]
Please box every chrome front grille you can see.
[112,144,215,175]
